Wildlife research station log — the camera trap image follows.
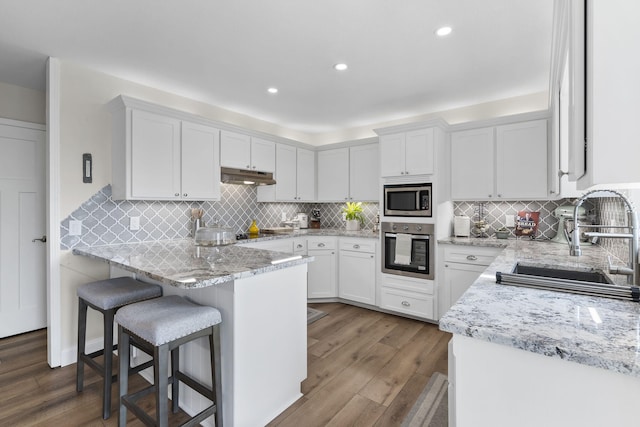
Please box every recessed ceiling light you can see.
[334,63,348,71]
[267,87,278,94]
[435,26,453,37]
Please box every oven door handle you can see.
[384,233,430,240]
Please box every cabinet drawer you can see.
[339,238,376,254]
[380,287,434,319]
[381,274,434,294]
[307,238,336,250]
[444,245,501,266]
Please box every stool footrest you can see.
[175,371,214,401]
[122,385,158,427]
[179,404,217,427]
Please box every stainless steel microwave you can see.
[384,183,432,217]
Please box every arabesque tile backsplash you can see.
[62,185,632,263]
[60,185,380,250]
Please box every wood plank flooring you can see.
[0,303,450,426]
[268,303,450,427]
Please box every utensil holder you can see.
[192,218,205,237]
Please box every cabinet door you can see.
[250,137,276,172]
[349,144,379,201]
[317,148,349,201]
[296,148,316,201]
[220,130,251,169]
[274,144,297,201]
[405,128,434,176]
[130,110,181,199]
[339,250,376,305]
[307,249,337,299]
[443,262,486,312]
[450,127,494,200]
[496,120,548,199]
[181,122,220,201]
[379,133,406,177]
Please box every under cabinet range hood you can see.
[220,167,276,186]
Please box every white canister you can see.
[454,216,471,237]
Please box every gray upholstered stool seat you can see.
[76,277,162,420]
[116,295,223,427]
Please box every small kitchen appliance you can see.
[383,183,432,217]
[295,213,309,229]
[551,205,586,244]
[454,215,471,237]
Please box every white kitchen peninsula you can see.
[74,239,312,427]
[439,238,640,427]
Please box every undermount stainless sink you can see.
[496,263,640,302]
[511,264,613,284]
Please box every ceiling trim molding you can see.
[373,117,450,136]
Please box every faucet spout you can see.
[570,190,639,286]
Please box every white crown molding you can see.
[373,117,450,136]
[447,110,551,132]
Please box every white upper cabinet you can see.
[451,119,548,201]
[316,143,379,202]
[380,128,434,177]
[220,130,275,172]
[110,104,221,201]
[566,0,640,189]
[450,127,494,200]
[181,121,221,200]
[258,144,315,202]
[495,120,548,199]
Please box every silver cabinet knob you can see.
[318,243,325,248]
[353,244,360,249]
[401,301,410,307]
[183,193,187,197]
[175,193,180,197]
[467,255,478,261]
[246,165,251,169]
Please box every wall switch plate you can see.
[281,212,287,222]
[342,213,347,221]
[505,215,515,228]
[69,220,82,236]
[129,216,140,231]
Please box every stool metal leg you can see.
[76,298,88,392]
[118,325,130,427]
[155,343,170,427]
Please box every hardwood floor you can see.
[268,303,450,427]
[0,303,450,426]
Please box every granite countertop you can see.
[73,239,313,289]
[236,228,379,243]
[438,236,640,378]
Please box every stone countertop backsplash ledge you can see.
[439,237,640,378]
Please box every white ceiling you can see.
[0,0,554,135]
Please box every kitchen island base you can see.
[450,335,640,427]
[117,263,308,427]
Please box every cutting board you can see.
[261,227,294,234]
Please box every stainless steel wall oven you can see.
[381,222,434,280]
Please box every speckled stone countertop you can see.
[236,228,379,243]
[73,239,313,289]
[438,236,640,378]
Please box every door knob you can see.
[32,235,47,243]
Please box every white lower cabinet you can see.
[307,237,338,299]
[379,274,435,320]
[440,244,501,318]
[338,238,376,305]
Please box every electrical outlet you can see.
[342,212,347,221]
[69,220,82,236]
[505,215,515,228]
[129,216,140,231]
[281,212,287,222]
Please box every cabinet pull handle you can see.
[183,193,187,197]
[401,301,410,307]
[297,244,303,248]
[466,255,477,261]
[246,165,251,169]
[174,193,179,197]
[445,264,449,267]
[497,194,502,198]
[353,244,360,249]
[370,255,374,259]
[318,243,325,248]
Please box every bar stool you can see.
[115,295,223,427]
[76,277,163,419]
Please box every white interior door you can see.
[0,120,46,338]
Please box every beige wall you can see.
[56,60,550,361]
[0,81,45,124]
